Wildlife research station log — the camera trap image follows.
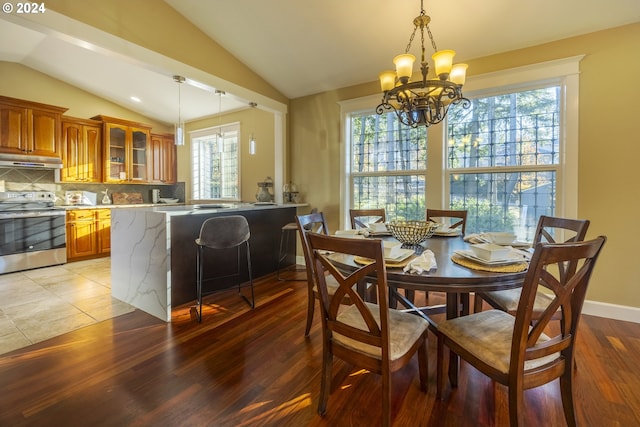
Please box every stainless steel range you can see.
[0,191,66,274]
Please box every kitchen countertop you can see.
[55,203,169,210]
[115,202,308,216]
[58,202,308,214]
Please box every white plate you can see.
[454,249,527,266]
[509,240,533,248]
[385,248,414,262]
[433,229,461,237]
[367,230,393,236]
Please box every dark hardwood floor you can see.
[1,270,639,427]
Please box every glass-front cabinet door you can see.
[106,123,127,181]
[130,127,148,181]
[102,121,149,182]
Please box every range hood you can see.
[0,154,63,169]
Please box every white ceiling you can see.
[166,0,640,99]
[1,0,639,124]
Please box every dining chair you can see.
[307,233,429,427]
[296,212,351,336]
[349,208,386,229]
[194,215,254,322]
[434,236,606,427]
[474,215,590,316]
[426,208,468,235]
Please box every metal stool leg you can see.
[243,242,255,308]
[196,246,203,322]
[277,224,305,281]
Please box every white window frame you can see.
[340,56,582,229]
[190,122,242,201]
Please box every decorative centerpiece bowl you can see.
[387,220,438,245]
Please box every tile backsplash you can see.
[0,167,185,205]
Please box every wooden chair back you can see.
[437,236,606,426]
[349,208,386,229]
[533,215,590,285]
[426,209,467,235]
[295,212,331,336]
[518,235,605,356]
[308,233,390,365]
[307,233,429,426]
[475,215,592,315]
[534,215,589,245]
[296,212,330,287]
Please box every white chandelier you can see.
[377,0,470,128]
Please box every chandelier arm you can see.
[405,24,419,54]
[425,23,438,52]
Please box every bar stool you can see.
[194,215,254,322]
[277,208,316,281]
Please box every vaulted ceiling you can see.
[1,0,639,123]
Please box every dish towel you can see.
[403,250,437,274]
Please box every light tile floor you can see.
[0,257,134,356]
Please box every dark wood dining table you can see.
[328,235,529,385]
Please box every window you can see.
[191,123,240,200]
[349,112,427,220]
[446,86,561,239]
[342,57,580,235]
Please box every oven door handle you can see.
[0,211,66,219]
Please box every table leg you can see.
[460,292,470,316]
[446,292,459,387]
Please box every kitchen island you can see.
[110,203,305,321]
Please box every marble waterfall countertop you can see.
[109,202,306,322]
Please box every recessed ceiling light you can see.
[130,96,141,103]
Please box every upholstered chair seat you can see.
[334,301,429,361]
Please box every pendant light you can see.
[173,75,185,145]
[215,89,225,153]
[248,102,257,155]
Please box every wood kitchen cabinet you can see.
[0,95,67,158]
[92,115,151,183]
[60,117,102,182]
[66,208,111,261]
[149,132,177,184]
[96,209,111,254]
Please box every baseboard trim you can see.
[582,300,640,324]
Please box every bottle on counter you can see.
[101,189,111,205]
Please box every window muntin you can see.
[446,86,561,239]
[450,170,556,240]
[350,112,427,220]
[191,123,240,200]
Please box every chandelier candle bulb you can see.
[393,54,416,82]
[432,50,455,78]
[450,63,468,85]
[379,71,396,91]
